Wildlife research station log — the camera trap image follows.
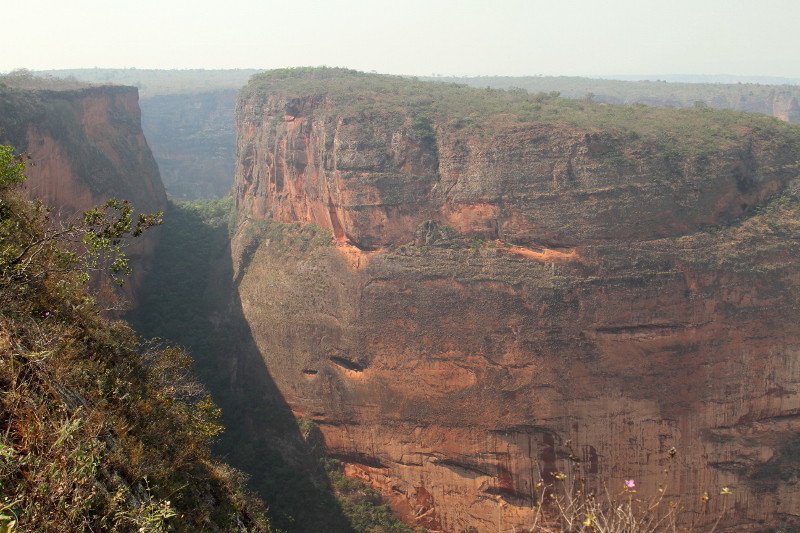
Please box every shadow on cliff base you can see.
[127,201,352,532]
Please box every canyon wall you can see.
[37,69,257,200]
[140,90,238,199]
[232,70,800,532]
[0,84,167,298]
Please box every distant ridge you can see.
[35,68,262,97]
[597,74,800,85]
[424,74,800,123]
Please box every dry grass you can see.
[526,443,732,533]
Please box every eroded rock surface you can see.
[233,70,800,531]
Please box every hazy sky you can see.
[4,0,799,78]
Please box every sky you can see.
[4,0,799,79]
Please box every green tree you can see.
[0,146,162,287]
[0,145,26,186]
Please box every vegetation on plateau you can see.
[244,68,800,163]
[425,74,800,122]
[0,145,272,531]
[0,69,93,91]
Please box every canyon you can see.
[4,68,800,532]
[0,79,273,531]
[232,69,800,531]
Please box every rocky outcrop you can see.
[233,69,800,531]
[0,84,167,299]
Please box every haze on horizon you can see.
[3,0,799,81]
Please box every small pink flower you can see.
[624,479,636,489]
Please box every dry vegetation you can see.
[244,67,800,162]
[0,146,272,532]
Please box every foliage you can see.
[0,147,272,531]
[322,459,422,533]
[244,68,800,165]
[0,147,26,187]
[0,167,162,287]
[237,217,331,274]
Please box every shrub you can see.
[0,145,272,531]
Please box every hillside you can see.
[231,67,800,531]
[0,146,272,531]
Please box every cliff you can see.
[231,69,800,532]
[0,82,167,299]
[140,90,238,199]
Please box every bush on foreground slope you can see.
[0,144,273,532]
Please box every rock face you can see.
[233,70,800,531]
[0,84,167,299]
[140,90,238,199]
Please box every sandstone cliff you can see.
[0,83,167,299]
[233,69,800,532]
[38,68,258,200]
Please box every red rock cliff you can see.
[233,70,800,531]
[0,85,167,300]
